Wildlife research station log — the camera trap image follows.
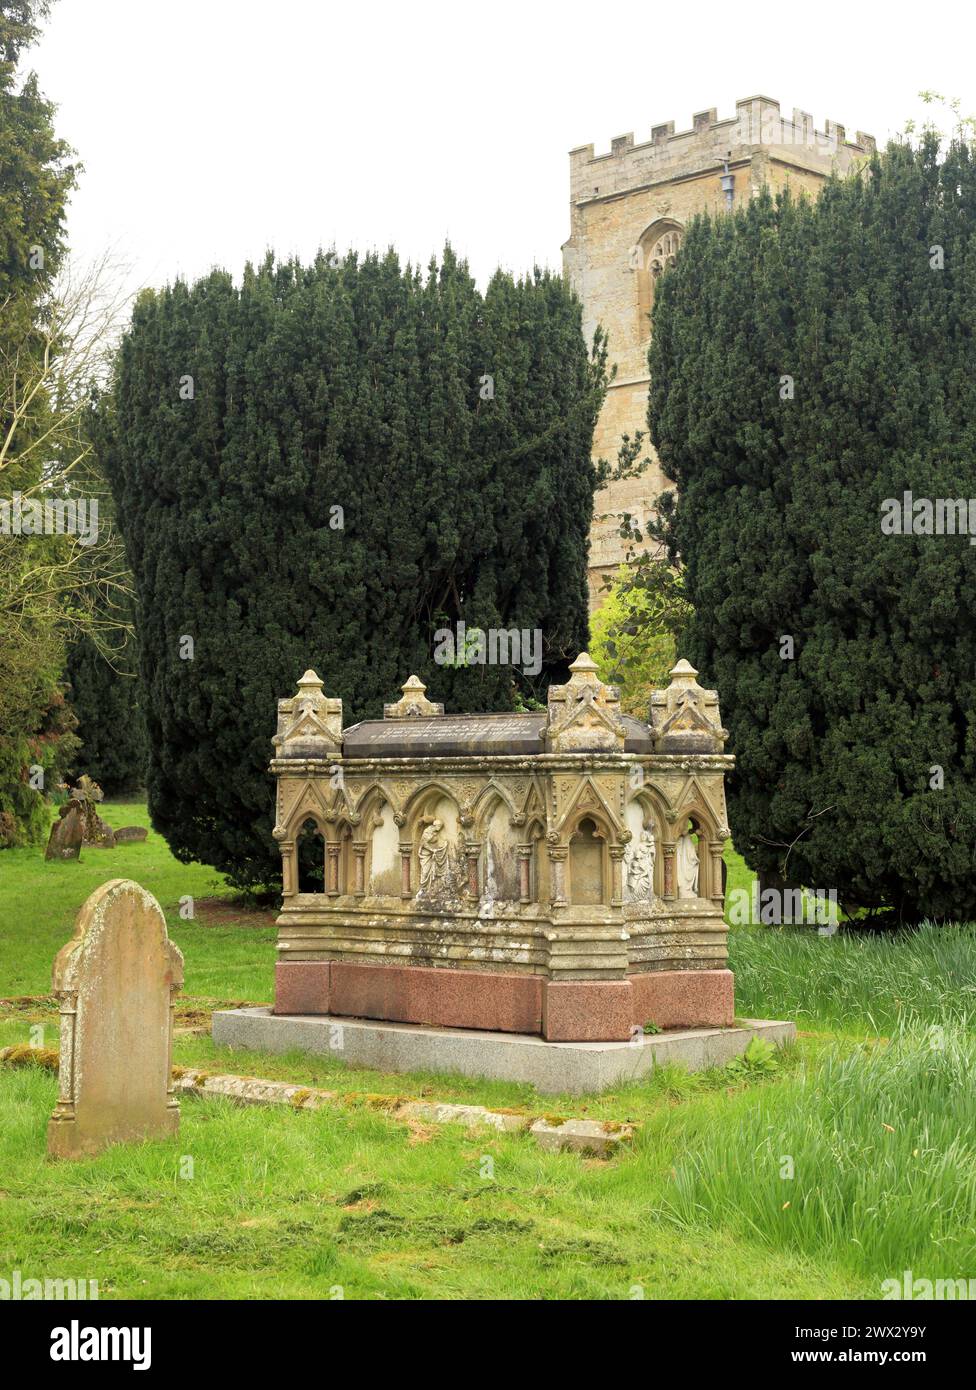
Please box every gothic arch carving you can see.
[554,775,623,844]
[283,780,333,838]
[636,219,683,340]
[472,779,519,836]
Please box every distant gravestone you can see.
[47,879,184,1159]
[44,800,85,862]
[72,775,116,848]
[112,826,148,844]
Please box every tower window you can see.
[636,221,683,341]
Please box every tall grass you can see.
[662,1027,976,1281]
[730,922,976,1035]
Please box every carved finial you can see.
[569,652,600,675]
[384,674,444,720]
[668,658,699,681]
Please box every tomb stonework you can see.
[271,654,734,1042]
[564,95,875,607]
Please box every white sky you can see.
[29,0,976,297]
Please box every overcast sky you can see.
[30,0,976,297]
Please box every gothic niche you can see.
[297,818,325,893]
[413,795,466,902]
[368,800,399,896]
[484,800,518,902]
[569,817,605,905]
[636,220,683,339]
[676,816,702,899]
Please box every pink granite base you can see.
[542,980,633,1041]
[274,960,331,1015]
[629,968,734,1030]
[273,960,734,1039]
[329,962,542,1034]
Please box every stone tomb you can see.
[48,879,184,1159]
[269,654,735,1043]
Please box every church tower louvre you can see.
[563,95,875,609]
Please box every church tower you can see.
[563,95,875,607]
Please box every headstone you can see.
[112,826,148,844]
[44,800,85,862]
[47,879,184,1159]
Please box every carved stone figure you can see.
[418,819,450,893]
[626,826,656,902]
[676,831,699,898]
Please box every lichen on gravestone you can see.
[47,879,184,1160]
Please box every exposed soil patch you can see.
[0,995,57,1014]
[193,898,278,930]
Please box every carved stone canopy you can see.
[273,669,343,758]
[545,652,626,753]
[649,659,728,752]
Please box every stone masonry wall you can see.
[563,95,875,608]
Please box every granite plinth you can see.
[212,1007,796,1095]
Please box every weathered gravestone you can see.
[47,879,184,1159]
[44,799,85,862]
[72,774,116,848]
[112,826,148,844]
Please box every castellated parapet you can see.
[565,95,875,608]
[569,95,874,206]
[270,657,734,1042]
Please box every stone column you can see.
[517,845,532,904]
[326,843,341,896]
[399,842,413,898]
[549,846,568,906]
[353,843,367,896]
[609,845,626,906]
[279,840,296,898]
[662,843,676,900]
[166,977,180,1121]
[708,840,725,903]
[49,990,77,1131]
[465,843,481,899]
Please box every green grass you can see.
[663,1028,976,1276]
[1,809,975,1299]
[731,921,976,1036]
[2,1058,877,1300]
[0,802,273,1003]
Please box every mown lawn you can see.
[1,808,974,1300]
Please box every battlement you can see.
[570,95,876,204]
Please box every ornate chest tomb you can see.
[270,654,734,1041]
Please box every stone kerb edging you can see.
[0,1047,635,1158]
[173,1068,635,1157]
